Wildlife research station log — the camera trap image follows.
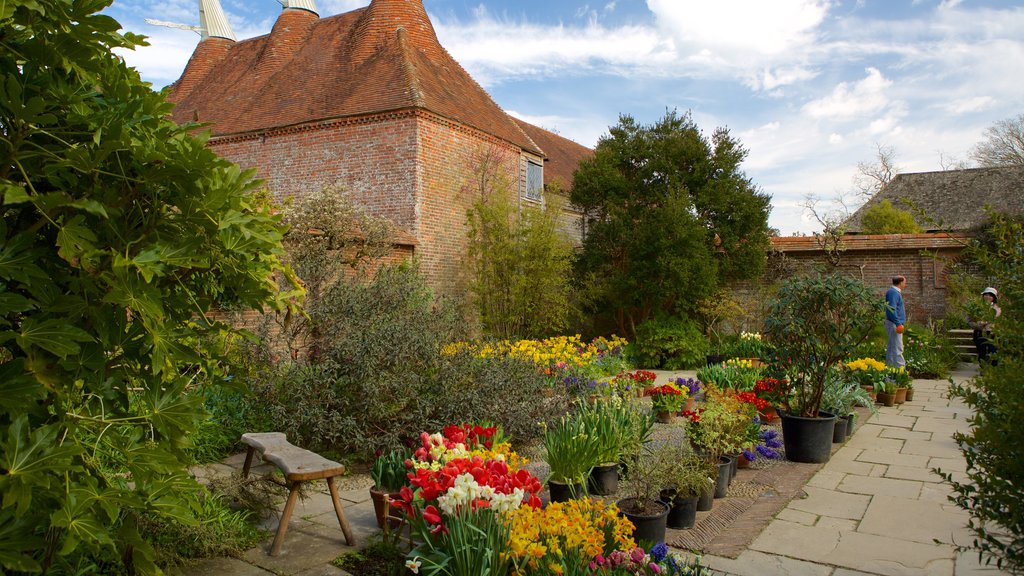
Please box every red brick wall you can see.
[771,248,962,323]
[417,115,520,297]
[210,113,420,232]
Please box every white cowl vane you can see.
[199,0,236,40]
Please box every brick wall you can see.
[733,234,970,327]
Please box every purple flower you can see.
[756,444,780,459]
[675,377,702,395]
[650,542,668,562]
[742,448,757,461]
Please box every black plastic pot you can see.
[617,498,669,545]
[666,495,700,529]
[696,483,714,511]
[548,480,584,502]
[845,413,855,437]
[587,463,619,496]
[727,453,738,480]
[832,417,847,443]
[714,456,732,498]
[779,410,837,463]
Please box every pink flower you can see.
[630,547,646,563]
[649,562,662,573]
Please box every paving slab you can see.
[913,417,970,434]
[787,486,872,520]
[845,434,905,453]
[817,516,858,531]
[954,550,1013,575]
[856,449,930,468]
[243,521,356,575]
[836,475,924,499]
[776,508,818,526]
[705,549,834,576]
[879,428,933,441]
[885,464,947,483]
[858,495,971,545]
[902,437,963,459]
[807,469,847,490]
[869,413,919,429]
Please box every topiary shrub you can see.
[634,317,710,369]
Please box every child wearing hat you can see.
[971,287,1001,364]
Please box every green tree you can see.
[466,189,574,339]
[0,1,297,572]
[571,111,771,337]
[944,213,1024,572]
[861,199,923,234]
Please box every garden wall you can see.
[732,233,970,326]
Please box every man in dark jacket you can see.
[884,275,907,368]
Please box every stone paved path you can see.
[704,364,1011,576]
[176,365,1011,575]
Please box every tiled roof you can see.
[771,232,971,252]
[168,1,541,155]
[511,119,593,191]
[845,165,1024,232]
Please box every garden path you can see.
[175,365,1009,576]
[702,364,1011,576]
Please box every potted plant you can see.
[876,378,898,407]
[575,398,626,495]
[887,366,912,404]
[617,444,674,544]
[370,449,410,529]
[765,273,882,463]
[648,381,687,423]
[658,447,718,529]
[822,370,876,443]
[684,387,752,497]
[843,357,887,400]
[543,413,602,501]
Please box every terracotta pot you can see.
[655,411,676,424]
[877,392,896,407]
[759,405,777,423]
[860,384,876,401]
[684,397,696,413]
[737,451,752,468]
[895,387,908,404]
[369,488,403,530]
[905,388,915,402]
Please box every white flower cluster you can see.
[740,331,762,341]
[436,473,525,516]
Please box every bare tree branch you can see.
[970,113,1024,167]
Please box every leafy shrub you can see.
[634,317,709,369]
[904,326,960,379]
[944,213,1024,572]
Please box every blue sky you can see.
[108,0,1024,234]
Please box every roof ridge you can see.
[395,27,426,108]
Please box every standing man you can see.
[885,275,907,368]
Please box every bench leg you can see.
[242,447,256,478]
[270,481,300,556]
[327,476,356,546]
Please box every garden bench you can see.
[240,432,355,556]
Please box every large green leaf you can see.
[16,317,93,358]
[0,418,83,514]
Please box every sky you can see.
[106,0,1024,235]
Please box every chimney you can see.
[284,0,318,15]
[168,0,235,102]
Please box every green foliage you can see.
[0,2,296,572]
[822,370,875,417]
[944,213,1024,572]
[765,273,883,417]
[571,111,771,337]
[372,450,411,492]
[466,182,575,339]
[543,413,604,484]
[861,199,923,234]
[634,317,709,369]
[904,326,960,379]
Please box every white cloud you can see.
[802,67,892,120]
[940,96,995,115]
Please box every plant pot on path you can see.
[666,495,700,529]
[832,418,847,443]
[713,456,732,498]
[877,392,896,407]
[779,410,838,464]
[617,498,669,545]
[369,488,402,530]
[696,481,714,511]
[548,480,584,502]
[895,387,908,404]
[587,463,619,496]
[655,411,676,424]
[845,413,856,437]
[905,388,915,402]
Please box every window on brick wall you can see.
[525,160,543,201]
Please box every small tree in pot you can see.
[766,273,882,417]
[765,272,882,462]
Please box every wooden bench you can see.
[240,432,355,556]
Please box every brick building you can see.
[168,0,592,296]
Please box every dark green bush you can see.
[634,317,709,369]
[904,325,960,379]
[944,213,1024,572]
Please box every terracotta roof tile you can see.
[511,119,594,190]
[168,0,540,155]
[771,232,971,252]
